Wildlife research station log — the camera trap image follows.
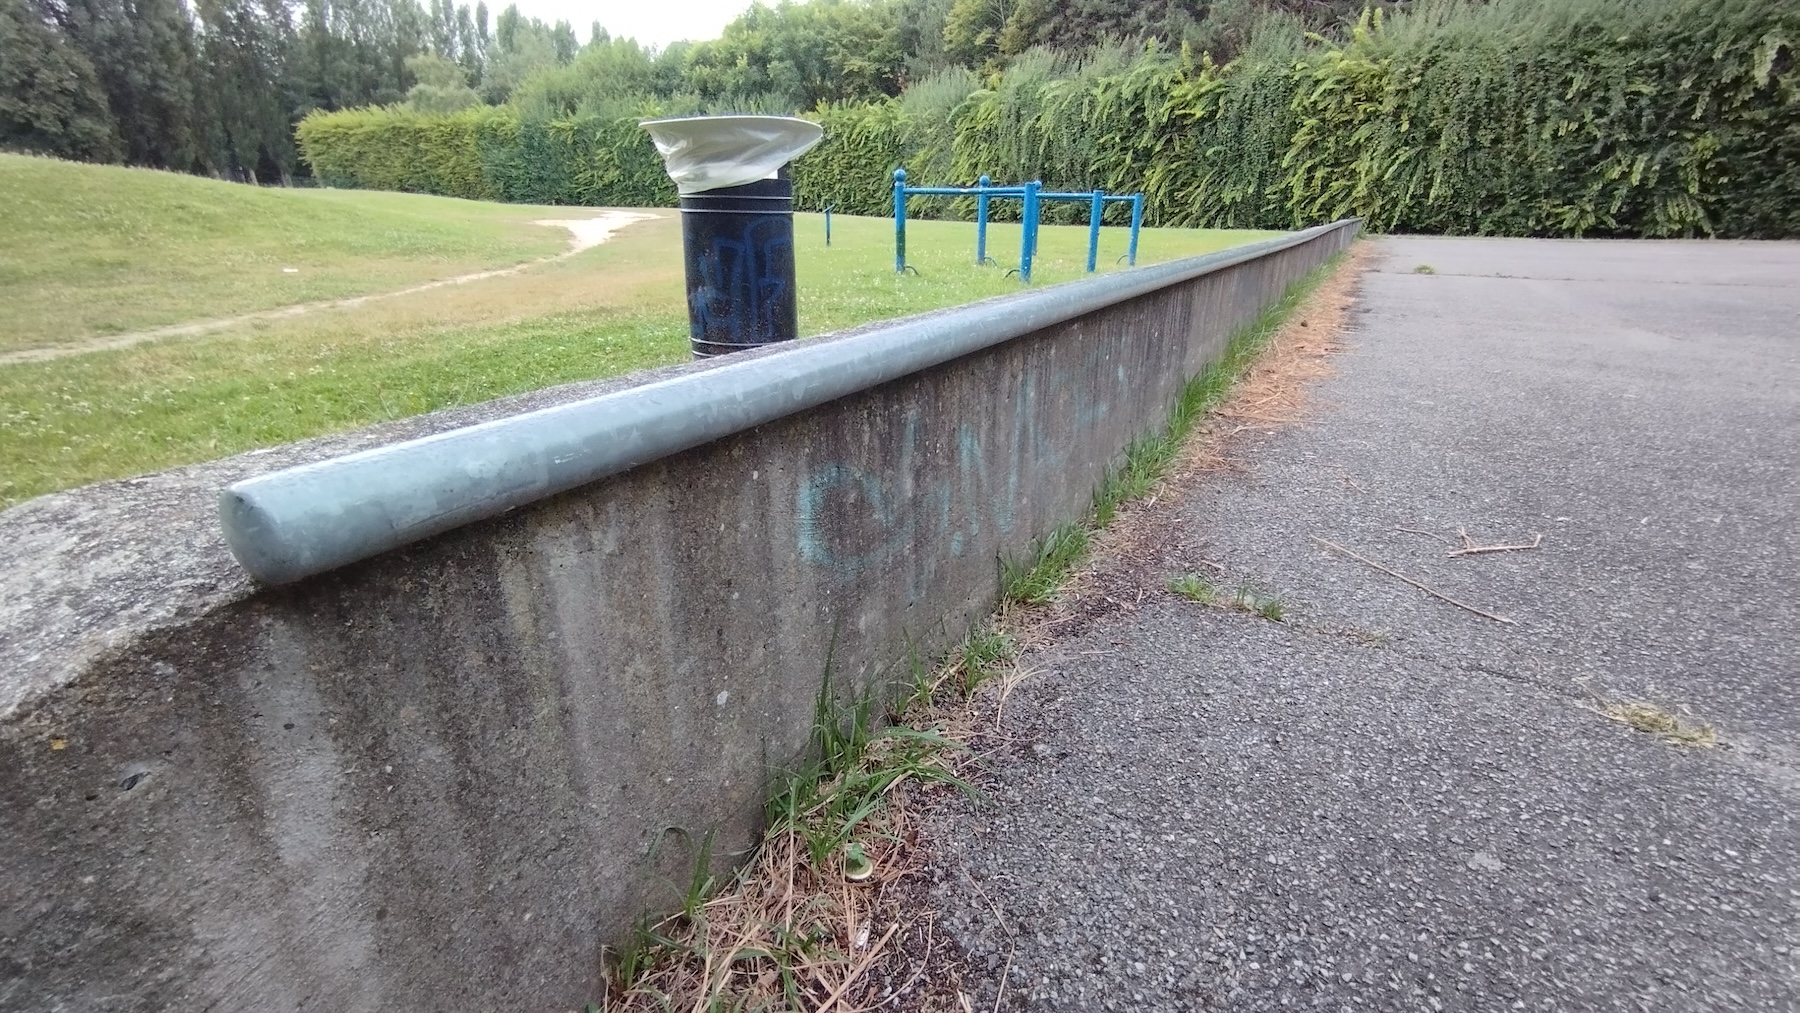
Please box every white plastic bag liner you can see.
[640,115,824,195]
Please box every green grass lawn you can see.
[0,153,577,353]
[0,161,1278,508]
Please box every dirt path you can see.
[1,209,665,367]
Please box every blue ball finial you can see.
[894,168,907,183]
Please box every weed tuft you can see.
[1169,573,1288,622]
[601,654,978,1011]
[1167,573,1218,603]
[1413,264,1437,274]
[954,626,1017,697]
[1001,522,1090,606]
[1246,591,1287,622]
[645,826,718,924]
[1226,586,1287,622]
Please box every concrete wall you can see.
[0,221,1356,1011]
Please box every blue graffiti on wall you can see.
[790,320,1167,595]
[795,343,1150,600]
[691,218,792,345]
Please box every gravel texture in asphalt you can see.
[918,237,1800,1011]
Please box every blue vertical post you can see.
[1127,193,1144,267]
[1086,189,1104,273]
[1020,180,1040,284]
[824,204,832,246]
[893,168,907,274]
[976,174,991,265]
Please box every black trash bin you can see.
[642,115,824,359]
[679,169,799,358]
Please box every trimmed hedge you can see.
[297,105,501,200]
[297,106,675,207]
[298,99,916,213]
[297,0,1797,238]
[789,100,910,215]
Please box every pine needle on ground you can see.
[1025,242,1371,643]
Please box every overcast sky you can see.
[506,0,752,49]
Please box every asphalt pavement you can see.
[917,237,1800,1011]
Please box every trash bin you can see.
[641,115,825,358]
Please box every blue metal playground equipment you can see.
[892,168,1145,283]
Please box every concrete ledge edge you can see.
[221,219,1360,584]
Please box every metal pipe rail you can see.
[219,220,1358,585]
[901,185,1027,196]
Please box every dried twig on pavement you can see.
[1312,535,1516,624]
[1448,529,1543,557]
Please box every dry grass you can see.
[1036,242,1372,635]
[1592,699,1719,749]
[604,807,946,1013]
[600,657,1000,1013]
[593,247,1375,1013]
[1167,243,1365,483]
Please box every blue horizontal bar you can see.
[902,186,1027,196]
[1039,191,1127,201]
[901,186,1142,202]
[933,191,1114,203]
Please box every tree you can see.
[942,0,1008,68]
[892,0,955,83]
[508,31,667,117]
[57,0,210,169]
[456,0,485,82]
[426,0,452,54]
[0,0,122,160]
[293,0,424,112]
[547,16,573,62]
[990,0,1373,63]
[405,50,477,110]
[194,0,299,180]
[684,0,906,110]
[479,3,572,103]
